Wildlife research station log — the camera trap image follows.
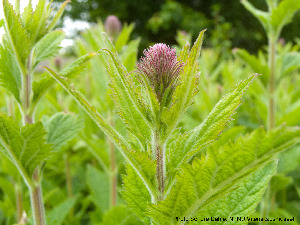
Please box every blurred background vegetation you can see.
[54,0,300,54]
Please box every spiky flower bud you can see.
[104,15,122,40]
[136,43,183,103]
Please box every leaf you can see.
[44,66,158,201]
[26,0,49,43]
[0,114,52,180]
[2,0,30,64]
[148,126,300,224]
[241,0,269,32]
[99,205,144,225]
[47,196,78,225]
[281,52,300,77]
[166,74,258,187]
[270,0,300,35]
[102,33,153,147]
[122,163,153,224]
[42,112,83,150]
[114,23,135,52]
[0,45,22,102]
[86,165,109,213]
[33,30,65,67]
[161,30,206,139]
[234,48,269,84]
[46,0,71,32]
[32,53,96,106]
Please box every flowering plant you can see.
[45,31,300,224]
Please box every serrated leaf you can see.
[0,45,21,102]
[102,33,153,147]
[121,151,156,223]
[33,30,65,67]
[44,66,158,201]
[26,0,49,43]
[3,0,30,64]
[0,114,52,178]
[86,165,109,212]
[161,30,205,139]
[148,126,300,224]
[99,205,144,225]
[166,74,258,187]
[47,196,78,225]
[42,112,83,150]
[270,0,300,35]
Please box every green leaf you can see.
[32,53,96,106]
[0,45,22,102]
[47,196,78,225]
[86,165,109,212]
[161,30,205,139]
[241,0,270,32]
[102,33,153,147]
[99,205,144,225]
[114,23,135,52]
[26,0,49,43]
[0,114,52,180]
[2,0,30,65]
[33,30,65,67]
[234,48,270,84]
[122,163,153,224]
[0,19,4,27]
[281,52,300,77]
[46,0,70,32]
[44,66,158,202]
[148,126,300,224]
[42,112,83,150]
[166,74,258,187]
[270,0,300,35]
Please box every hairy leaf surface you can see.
[149,126,300,224]
[166,74,258,187]
[102,33,153,148]
[0,114,52,178]
[33,30,65,67]
[42,112,83,150]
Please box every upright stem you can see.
[109,116,117,207]
[65,153,74,224]
[29,169,46,225]
[22,54,46,225]
[268,35,276,130]
[261,34,277,225]
[14,178,23,222]
[155,132,165,200]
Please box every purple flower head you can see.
[104,15,122,38]
[136,43,183,102]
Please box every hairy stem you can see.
[23,52,46,225]
[30,169,46,225]
[109,116,117,207]
[155,132,165,200]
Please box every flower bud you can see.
[104,15,122,41]
[136,43,183,103]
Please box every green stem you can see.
[14,178,23,222]
[108,115,117,208]
[30,169,46,225]
[154,132,165,201]
[64,153,74,224]
[268,35,276,131]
